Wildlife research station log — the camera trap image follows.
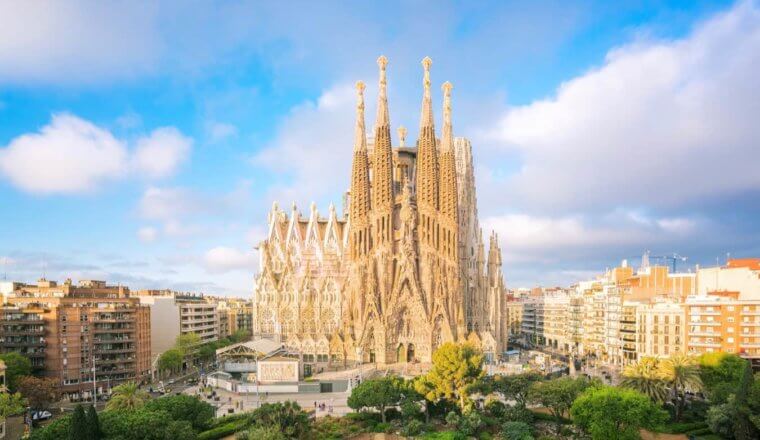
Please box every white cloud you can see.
[0,114,128,194]
[132,127,192,179]
[138,187,200,221]
[483,210,705,265]
[137,226,158,243]
[203,246,256,273]
[0,1,160,84]
[253,83,356,205]
[0,114,191,194]
[486,1,760,212]
[206,121,238,143]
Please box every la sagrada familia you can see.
[253,57,507,365]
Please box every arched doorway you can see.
[369,349,376,363]
[397,344,406,363]
[407,344,415,363]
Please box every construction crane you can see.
[637,251,688,273]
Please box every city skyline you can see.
[1,1,759,296]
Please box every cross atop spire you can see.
[376,55,389,126]
[354,80,366,152]
[420,56,434,128]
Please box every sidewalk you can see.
[183,384,351,418]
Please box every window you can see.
[728,337,735,343]
[728,327,735,333]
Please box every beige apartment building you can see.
[8,279,151,400]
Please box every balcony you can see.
[689,342,721,348]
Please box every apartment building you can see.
[8,279,151,400]
[0,305,48,372]
[685,292,760,366]
[136,290,222,356]
[634,298,685,360]
[505,298,523,337]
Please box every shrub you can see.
[400,418,426,436]
[28,416,71,440]
[499,421,533,440]
[372,422,391,433]
[503,405,534,424]
[656,421,708,434]
[420,432,468,440]
[458,411,485,436]
[198,422,247,440]
[445,411,460,426]
[235,425,286,440]
[485,400,507,418]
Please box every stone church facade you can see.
[253,57,507,366]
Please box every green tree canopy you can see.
[425,342,485,411]
[528,376,589,431]
[659,353,702,421]
[571,386,668,440]
[620,358,669,403]
[69,405,88,440]
[347,376,404,423]
[699,352,747,404]
[0,391,26,420]
[105,381,151,412]
[484,372,543,408]
[175,332,202,356]
[17,375,60,409]
[0,352,32,392]
[158,348,184,374]
[144,394,214,430]
[99,407,195,440]
[85,405,101,440]
[249,401,311,438]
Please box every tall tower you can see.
[371,55,395,249]
[349,81,371,260]
[415,57,439,251]
[439,81,458,261]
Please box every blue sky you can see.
[1,0,758,296]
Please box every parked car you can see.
[32,411,52,421]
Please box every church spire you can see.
[349,80,371,259]
[416,56,440,250]
[420,56,434,129]
[371,55,395,248]
[354,81,367,152]
[376,55,389,127]
[439,81,458,259]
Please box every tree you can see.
[528,376,589,432]
[411,375,435,422]
[620,358,669,403]
[85,405,101,440]
[347,376,404,423]
[0,391,26,420]
[175,332,201,356]
[485,372,542,408]
[105,382,151,411]
[158,349,184,376]
[16,375,60,409]
[0,352,32,392]
[249,401,311,438]
[99,407,195,440]
[69,405,88,440]
[659,353,702,421]
[144,394,214,430]
[699,352,747,404]
[425,342,485,411]
[706,397,735,439]
[571,386,668,440]
[499,421,534,440]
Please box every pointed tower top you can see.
[376,55,389,127]
[420,57,434,128]
[397,126,407,147]
[441,81,453,152]
[354,81,367,152]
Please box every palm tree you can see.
[105,381,150,411]
[659,353,702,421]
[621,357,669,403]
